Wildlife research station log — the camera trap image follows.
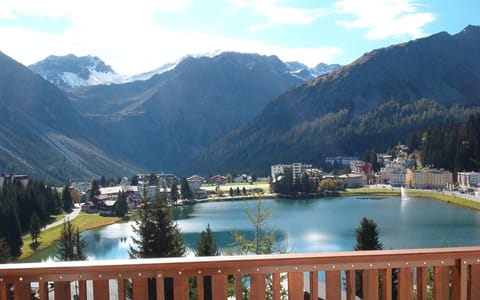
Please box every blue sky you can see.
[0,0,478,75]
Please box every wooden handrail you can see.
[1,246,480,299]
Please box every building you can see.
[389,168,407,187]
[0,174,29,189]
[325,156,358,167]
[271,163,313,182]
[350,161,372,174]
[457,172,480,190]
[209,175,227,185]
[187,175,205,191]
[338,173,366,188]
[406,168,453,189]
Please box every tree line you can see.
[0,179,63,261]
[418,113,480,175]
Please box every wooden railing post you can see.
[345,270,356,300]
[434,266,450,300]
[235,274,243,300]
[93,279,109,300]
[132,278,148,299]
[451,259,467,300]
[78,280,87,300]
[309,271,318,300]
[288,272,304,300]
[14,281,30,299]
[363,269,379,300]
[416,267,428,300]
[250,273,266,299]
[470,264,480,300]
[0,280,5,300]
[272,273,281,300]
[326,270,341,299]
[173,275,189,300]
[211,274,228,300]
[197,276,204,300]
[398,267,413,300]
[38,281,49,300]
[156,276,165,300]
[381,268,392,300]
[54,281,71,299]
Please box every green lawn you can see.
[406,190,480,210]
[19,213,122,260]
[341,188,480,210]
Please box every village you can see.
[0,145,462,217]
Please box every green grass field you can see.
[341,188,480,210]
[19,214,122,260]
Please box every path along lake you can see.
[35,194,480,261]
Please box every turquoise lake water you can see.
[37,195,480,261]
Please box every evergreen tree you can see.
[181,177,193,200]
[130,193,185,258]
[196,224,220,256]
[149,173,158,186]
[114,192,128,216]
[170,179,179,202]
[131,175,139,186]
[0,237,11,263]
[29,212,41,247]
[62,183,73,213]
[354,217,383,298]
[0,202,22,258]
[91,180,101,198]
[130,193,185,299]
[192,224,220,300]
[54,220,87,261]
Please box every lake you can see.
[35,195,480,261]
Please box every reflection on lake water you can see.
[33,196,480,261]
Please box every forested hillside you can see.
[186,26,480,175]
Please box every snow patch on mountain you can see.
[285,61,342,81]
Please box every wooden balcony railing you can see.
[1,246,480,299]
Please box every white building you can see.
[187,175,205,191]
[271,163,313,181]
[338,173,366,188]
[457,172,480,190]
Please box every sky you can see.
[0,0,478,75]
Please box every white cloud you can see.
[0,0,340,74]
[335,0,435,39]
[229,0,325,31]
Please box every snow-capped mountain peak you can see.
[29,54,126,89]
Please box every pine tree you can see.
[30,212,41,247]
[196,224,220,256]
[130,194,185,258]
[0,237,11,263]
[54,220,87,261]
[114,192,128,216]
[62,183,73,213]
[354,217,383,298]
[193,225,220,300]
[130,193,185,299]
[181,177,193,200]
[90,180,101,198]
[170,179,179,202]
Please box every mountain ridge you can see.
[29,52,341,89]
[185,25,480,174]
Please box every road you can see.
[43,204,82,231]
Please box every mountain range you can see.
[1,25,479,181]
[29,52,340,89]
